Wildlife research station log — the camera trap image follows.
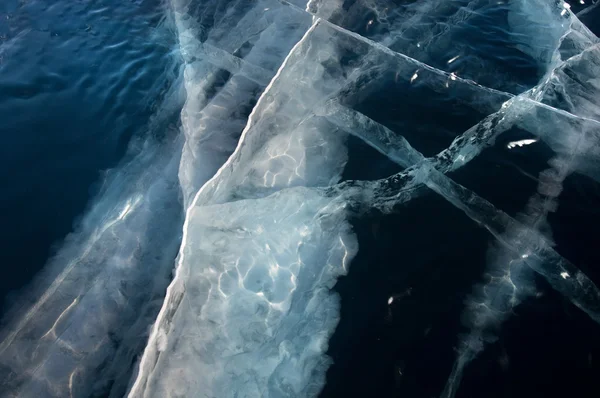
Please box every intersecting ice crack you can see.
[317,23,600,395]
[0,1,580,396]
[322,10,600,397]
[285,1,515,97]
[313,8,600,397]
[127,3,600,398]
[176,0,315,204]
[327,92,599,324]
[287,0,600,128]
[180,38,273,86]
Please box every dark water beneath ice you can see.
[324,3,600,398]
[0,0,179,309]
[0,2,184,394]
[1,0,600,397]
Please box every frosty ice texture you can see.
[2,1,600,397]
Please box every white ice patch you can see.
[128,17,359,398]
[129,2,600,398]
[0,102,185,397]
[507,138,538,149]
[134,189,357,397]
[174,0,313,205]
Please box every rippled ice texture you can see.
[0,0,185,396]
[2,0,600,397]
[130,0,600,397]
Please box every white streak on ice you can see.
[507,138,538,149]
[127,18,322,398]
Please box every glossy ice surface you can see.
[1,1,600,397]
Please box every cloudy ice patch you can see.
[0,47,186,398]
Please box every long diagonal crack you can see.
[127,5,600,396]
[282,0,600,127]
[126,18,322,398]
[322,102,600,327]
[325,94,600,398]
